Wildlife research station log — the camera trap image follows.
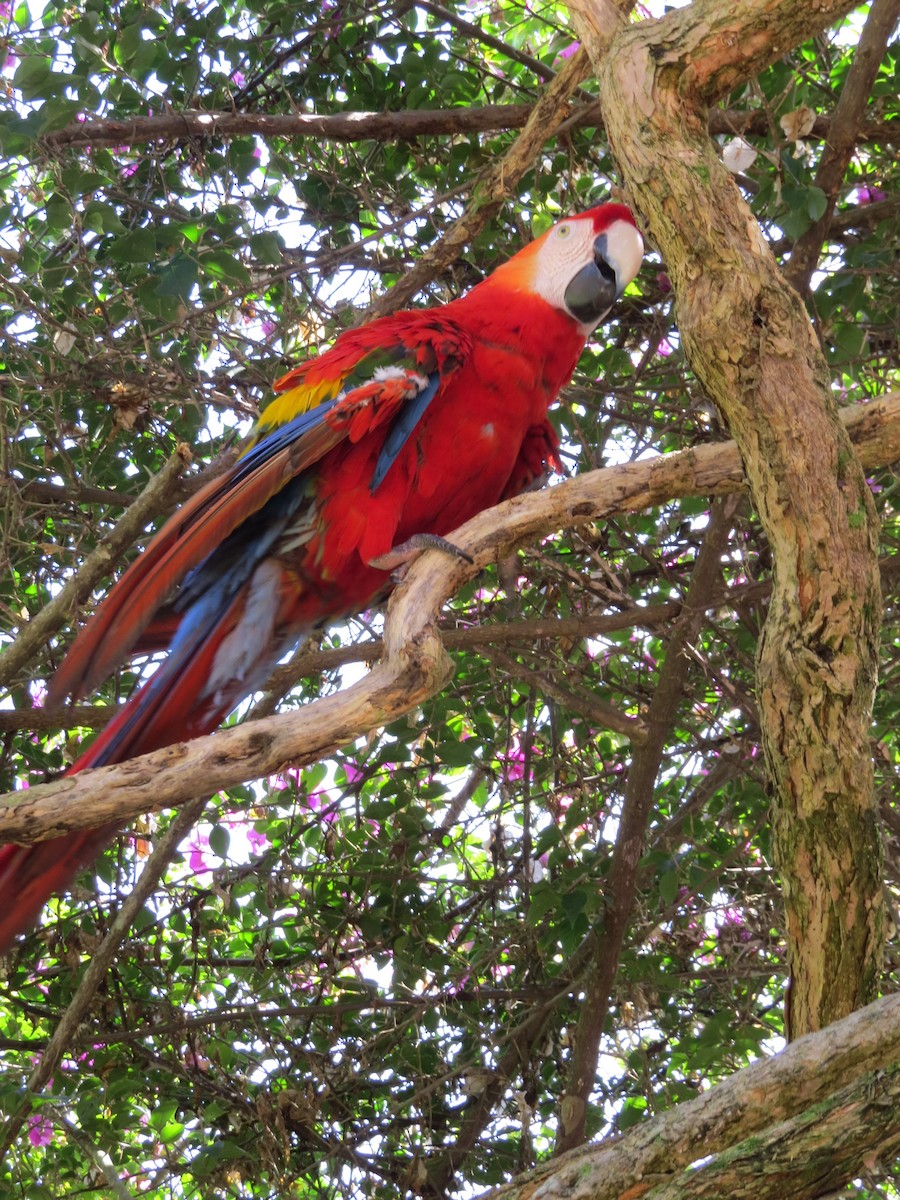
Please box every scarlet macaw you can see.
[0,203,643,951]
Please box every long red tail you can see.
[0,579,273,954]
[0,694,219,955]
[0,721,136,955]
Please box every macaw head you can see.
[492,203,644,331]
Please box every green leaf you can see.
[154,253,198,299]
[806,186,828,220]
[82,200,126,234]
[250,231,284,265]
[208,823,230,858]
[829,322,866,362]
[13,55,52,100]
[108,229,159,263]
[659,869,680,906]
[201,247,251,285]
[114,22,143,65]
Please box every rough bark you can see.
[572,0,884,1040]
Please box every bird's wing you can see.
[50,338,450,703]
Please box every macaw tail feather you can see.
[0,560,303,955]
[0,719,140,956]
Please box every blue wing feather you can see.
[369,371,442,493]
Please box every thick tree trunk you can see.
[568,0,882,1053]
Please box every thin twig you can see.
[785,0,900,294]
[40,1102,136,1200]
[556,495,739,1153]
[0,794,209,1159]
[361,46,595,320]
[0,446,192,692]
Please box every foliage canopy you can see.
[0,0,897,1196]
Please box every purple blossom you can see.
[0,1,12,16]
[187,832,212,874]
[304,790,338,825]
[656,270,672,293]
[500,735,541,783]
[717,906,752,943]
[342,759,365,784]
[556,41,580,60]
[854,185,886,205]
[247,827,269,853]
[655,337,674,357]
[27,1115,53,1147]
[270,766,302,791]
[230,70,246,87]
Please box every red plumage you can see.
[0,203,643,952]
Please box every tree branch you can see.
[478,645,649,743]
[1,390,896,843]
[0,795,209,1159]
[0,446,191,693]
[359,35,619,320]
[38,104,899,153]
[785,0,900,294]
[556,494,739,1152]
[483,993,900,1200]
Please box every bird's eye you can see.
[557,224,570,237]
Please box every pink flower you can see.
[342,759,365,784]
[556,41,580,60]
[305,791,339,824]
[854,185,886,205]
[27,1115,53,1147]
[230,70,246,87]
[500,736,541,783]
[655,337,674,357]
[269,766,302,791]
[656,270,672,293]
[247,827,269,853]
[187,832,211,873]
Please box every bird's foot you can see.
[369,533,474,580]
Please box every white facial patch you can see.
[531,217,644,327]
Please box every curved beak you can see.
[564,220,644,328]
